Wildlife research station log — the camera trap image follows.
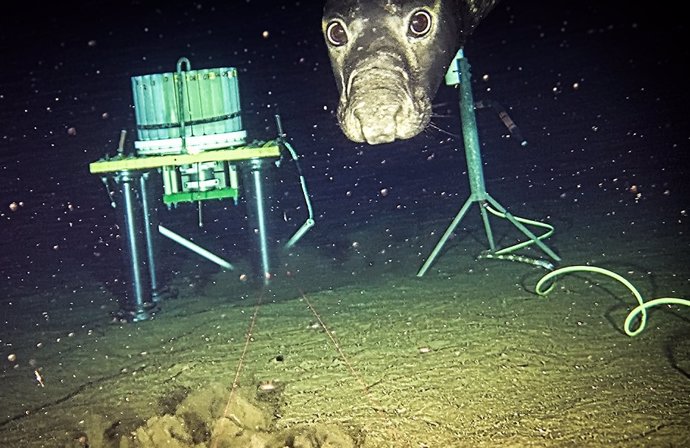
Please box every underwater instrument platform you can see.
[89,57,313,322]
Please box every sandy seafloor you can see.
[0,198,689,448]
[1,1,689,447]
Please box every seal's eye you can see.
[326,20,348,47]
[408,10,432,38]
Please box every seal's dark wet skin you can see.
[322,0,498,144]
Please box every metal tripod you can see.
[417,50,560,277]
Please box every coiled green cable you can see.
[536,265,690,337]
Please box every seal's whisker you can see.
[430,112,455,119]
[426,121,461,139]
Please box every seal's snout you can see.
[353,103,403,145]
[339,64,428,145]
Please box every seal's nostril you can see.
[354,105,401,145]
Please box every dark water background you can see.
[1,1,688,305]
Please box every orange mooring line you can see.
[211,277,406,447]
[211,287,264,448]
[291,281,406,446]
[294,284,372,395]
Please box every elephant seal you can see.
[322,0,498,144]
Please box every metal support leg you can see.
[139,172,162,302]
[116,170,152,321]
[242,159,273,286]
[417,196,474,277]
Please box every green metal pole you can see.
[457,54,488,202]
[457,53,497,250]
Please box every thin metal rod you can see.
[285,218,315,249]
[478,203,496,251]
[158,225,234,270]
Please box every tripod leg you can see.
[484,195,561,262]
[479,202,496,251]
[417,196,475,277]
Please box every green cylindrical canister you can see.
[131,59,246,155]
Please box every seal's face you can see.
[322,0,497,145]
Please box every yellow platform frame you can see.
[89,144,281,174]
